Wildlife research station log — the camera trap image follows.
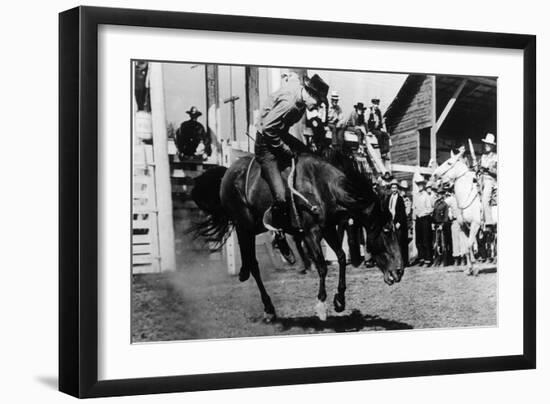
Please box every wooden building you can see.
[385,74,497,181]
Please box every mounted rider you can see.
[255,73,329,233]
[478,133,497,226]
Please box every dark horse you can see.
[191,154,403,321]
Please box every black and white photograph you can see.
[131,61,498,342]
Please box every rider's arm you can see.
[260,96,294,155]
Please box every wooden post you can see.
[434,78,467,133]
[149,62,176,272]
[245,66,260,152]
[206,64,221,165]
[430,75,437,163]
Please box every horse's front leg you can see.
[323,226,347,313]
[466,222,481,276]
[303,228,329,321]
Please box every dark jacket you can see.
[175,119,210,157]
[387,193,407,228]
[367,107,384,132]
[432,197,450,224]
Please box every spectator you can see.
[175,106,211,160]
[327,91,345,150]
[367,98,391,158]
[345,102,368,145]
[388,179,409,267]
[445,186,468,266]
[413,177,434,267]
[432,184,452,266]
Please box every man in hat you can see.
[345,102,368,145]
[175,106,211,160]
[413,177,434,267]
[367,98,391,158]
[327,91,345,150]
[388,179,409,267]
[255,73,329,232]
[478,133,497,227]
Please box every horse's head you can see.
[432,150,468,185]
[365,203,404,285]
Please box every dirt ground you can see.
[131,259,497,342]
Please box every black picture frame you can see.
[59,6,536,398]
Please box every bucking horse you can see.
[191,152,403,321]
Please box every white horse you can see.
[432,151,482,276]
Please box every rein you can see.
[244,156,255,206]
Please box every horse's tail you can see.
[188,165,233,250]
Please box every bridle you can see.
[436,156,478,211]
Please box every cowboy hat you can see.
[415,177,427,184]
[353,102,367,110]
[371,97,380,104]
[426,180,434,189]
[186,106,202,117]
[389,179,399,186]
[303,74,329,106]
[482,133,496,145]
[399,180,409,189]
[330,91,340,100]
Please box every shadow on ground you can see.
[274,309,413,333]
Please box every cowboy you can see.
[175,106,211,160]
[388,179,409,267]
[367,98,391,158]
[413,177,434,267]
[426,180,437,205]
[345,102,368,145]
[134,60,150,112]
[327,91,345,150]
[255,74,329,232]
[479,133,497,227]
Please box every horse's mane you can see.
[298,150,381,215]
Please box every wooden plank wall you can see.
[387,75,433,168]
[132,144,161,273]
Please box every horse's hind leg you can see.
[303,228,329,321]
[324,226,347,313]
[235,227,276,320]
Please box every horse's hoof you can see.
[315,300,328,321]
[263,311,277,323]
[333,294,345,313]
[238,270,250,282]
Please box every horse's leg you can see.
[469,221,481,276]
[323,226,347,313]
[303,228,329,321]
[293,234,312,274]
[462,221,480,276]
[235,226,276,320]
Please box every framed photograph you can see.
[59,6,536,398]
